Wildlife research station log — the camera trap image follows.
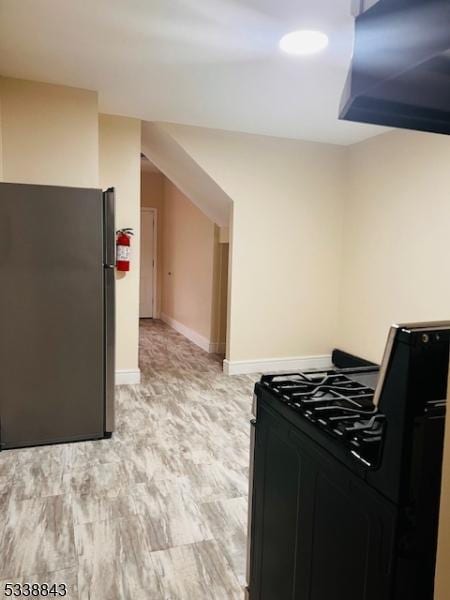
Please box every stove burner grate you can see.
[261,369,385,468]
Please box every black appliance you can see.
[340,0,450,135]
[247,322,448,600]
[0,183,116,450]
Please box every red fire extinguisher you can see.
[116,228,134,271]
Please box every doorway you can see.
[139,207,157,318]
[139,156,228,361]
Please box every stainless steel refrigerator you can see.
[0,182,115,450]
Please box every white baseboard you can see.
[223,354,332,376]
[115,369,141,385]
[160,313,212,353]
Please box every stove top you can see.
[261,368,385,468]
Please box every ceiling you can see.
[0,0,388,145]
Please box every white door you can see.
[140,209,155,318]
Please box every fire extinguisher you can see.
[116,228,134,271]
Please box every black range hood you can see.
[340,0,450,135]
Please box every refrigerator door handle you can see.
[103,188,116,267]
[0,417,6,450]
[104,265,115,435]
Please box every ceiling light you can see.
[279,30,329,56]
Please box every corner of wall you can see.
[335,141,354,352]
[225,202,234,361]
[99,113,141,373]
[0,77,4,181]
[210,225,222,345]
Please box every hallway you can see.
[0,320,256,599]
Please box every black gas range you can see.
[247,322,448,600]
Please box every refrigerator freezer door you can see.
[0,183,105,449]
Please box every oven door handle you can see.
[246,418,257,596]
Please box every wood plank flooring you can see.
[0,319,257,599]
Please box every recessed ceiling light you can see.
[279,30,329,56]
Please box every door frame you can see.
[140,207,158,319]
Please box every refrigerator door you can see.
[0,182,105,449]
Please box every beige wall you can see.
[99,114,141,374]
[161,178,221,343]
[162,124,346,362]
[338,130,450,363]
[0,89,3,181]
[211,240,229,353]
[0,77,98,187]
[141,170,164,317]
[336,129,450,599]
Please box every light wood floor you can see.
[0,320,257,599]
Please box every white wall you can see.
[99,114,141,380]
[161,124,346,365]
[0,77,98,187]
